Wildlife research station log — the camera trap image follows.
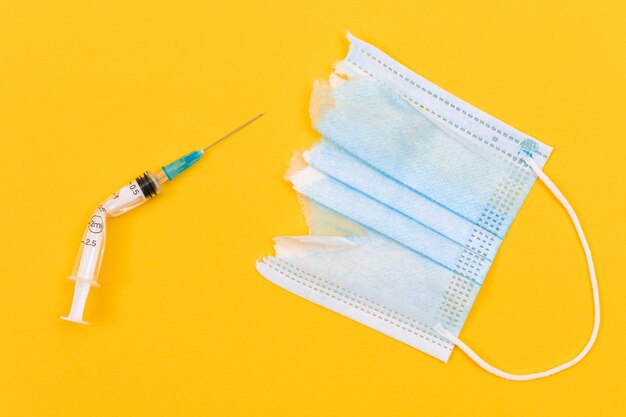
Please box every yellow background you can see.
[0,1,624,416]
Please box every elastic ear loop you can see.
[433,157,600,381]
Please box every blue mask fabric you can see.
[257,35,599,380]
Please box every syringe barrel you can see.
[69,171,163,285]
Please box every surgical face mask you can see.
[257,34,599,381]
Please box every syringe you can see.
[61,113,264,324]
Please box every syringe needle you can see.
[204,113,265,152]
[159,113,265,183]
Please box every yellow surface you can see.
[0,1,624,416]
